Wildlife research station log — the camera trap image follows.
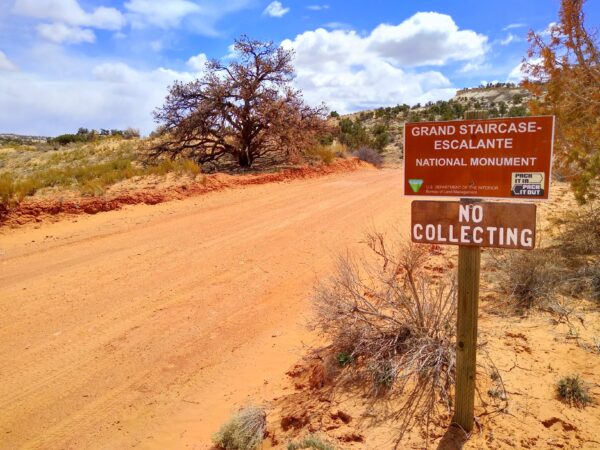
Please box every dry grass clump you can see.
[212,406,266,450]
[492,248,564,310]
[557,201,600,257]
[557,375,592,407]
[287,434,335,450]
[0,147,202,205]
[493,201,600,315]
[305,143,347,165]
[312,233,456,436]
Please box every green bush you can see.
[336,351,354,367]
[557,375,591,407]
[50,134,89,146]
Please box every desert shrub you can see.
[1,153,203,205]
[305,144,336,164]
[336,351,353,367]
[493,248,564,309]
[145,158,201,177]
[557,375,591,407]
[0,173,16,205]
[353,147,383,167]
[329,142,347,158]
[557,201,600,256]
[288,434,335,450]
[123,128,141,140]
[213,406,266,450]
[50,134,89,146]
[312,233,456,435]
[591,264,600,301]
[371,124,391,151]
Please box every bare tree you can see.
[152,36,328,168]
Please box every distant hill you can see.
[337,84,534,162]
[0,133,49,145]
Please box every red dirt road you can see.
[0,167,407,449]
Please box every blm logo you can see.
[511,172,544,197]
[409,179,424,193]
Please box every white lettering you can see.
[413,224,423,240]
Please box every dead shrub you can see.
[557,201,600,257]
[312,233,456,437]
[491,248,564,310]
[212,406,266,450]
[353,147,383,167]
[591,263,600,301]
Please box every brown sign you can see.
[411,201,537,249]
[404,116,554,200]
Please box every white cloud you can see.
[280,13,487,112]
[307,4,329,10]
[187,53,209,71]
[124,0,200,28]
[92,62,139,83]
[0,51,17,71]
[36,23,95,44]
[503,23,526,30]
[459,61,491,74]
[499,33,516,46]
[323,22,351,30]
[263,1,289,18]
[367,12,487,66]
[13,0,125,30]
[507,62,526,83]
[0,56,196,135]
[540,22,557,37]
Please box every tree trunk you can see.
[238,151,253,168]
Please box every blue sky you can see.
[0,0,597,136]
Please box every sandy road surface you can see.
[0,168,408,449]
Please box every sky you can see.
[0,0,597,136]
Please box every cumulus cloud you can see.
[0,57,196,136]
[187,53,209,71]
[263,1,290,18]
[13,0,125,30]
[282,13,488,112]
[507,61,530,83]
[367,12,487,66]
[0,50,17,71]
[36,23,95,44]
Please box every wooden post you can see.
[452,110,487,433]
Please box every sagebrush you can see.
[312,233,456,438]
[353,147,383,167]
[212,406,266,450]
[287,434,335,450]
[557,375,591,407]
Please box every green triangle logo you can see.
[409,179,424,193]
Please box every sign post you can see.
[455,109,487,433]
[404,110,554,434]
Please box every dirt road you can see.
[0,167,408,449]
